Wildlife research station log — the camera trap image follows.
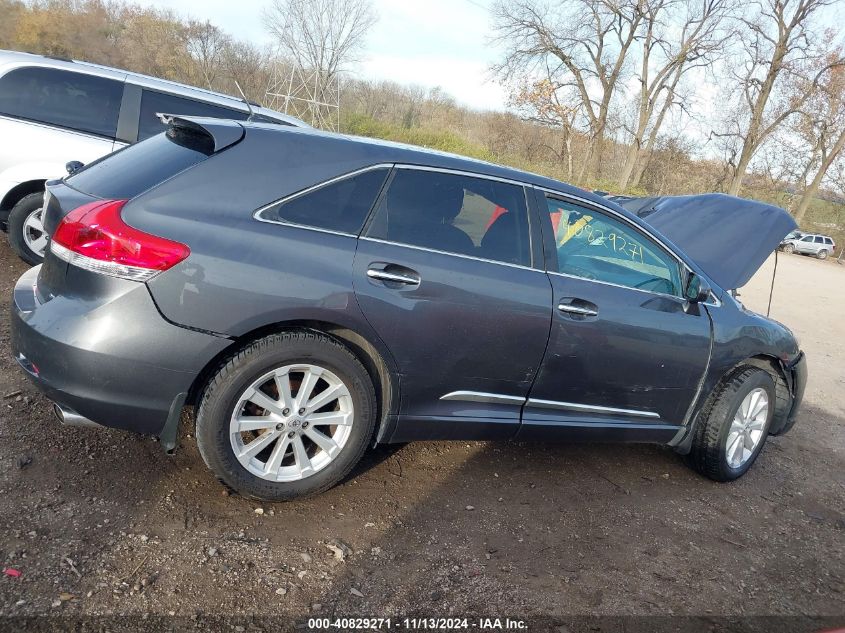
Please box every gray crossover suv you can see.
[11,117,806,500]
[781,232,836,259]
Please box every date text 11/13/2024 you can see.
[307,617,528,630]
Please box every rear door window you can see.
[365,168,531,266]
[138,89,248,140]
[257,167,390,235]
[0,67,122,137]
[67,127,214,199]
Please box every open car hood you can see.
[619,193,797,290]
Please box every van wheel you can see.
[687,367,775,482]
[8,192,47,265]
[817,249,829,260]
[782,244,795,254]
[196,330,376,501]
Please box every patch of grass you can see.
[341,114,497,163]
[341,115,669,199]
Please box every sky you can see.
[133,0,509,111]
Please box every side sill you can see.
[517,421,682,443]
[386,415,518,443]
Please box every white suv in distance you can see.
[0,50,305,264]
[781,232,836,259]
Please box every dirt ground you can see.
[0,243,842,630]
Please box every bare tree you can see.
[715,0,843,195]
[792,58,845,223]
[617,0,732,191]
[264,0,376,98]
[187,20,230,90]
[220,41,275,103]
[492,0,645,183]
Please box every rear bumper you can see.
[11,265,230,436]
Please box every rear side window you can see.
[366,169,531,266]
[138,89,248,140]
[67,127,213,199]
[825,238,834,245]
[0,67,122,137]
[257,168,390,234]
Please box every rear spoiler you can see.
[156,114,245,153]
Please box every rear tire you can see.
[8,192,47,266]
[196,330,376,501]
[817,249,829,260]
[687,367,775,482]
[782,244,795,255]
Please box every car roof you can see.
[0,49,306,127]
[241,120,606,205]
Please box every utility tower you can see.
[265,61,340,131]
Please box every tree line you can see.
[493,0,844,223]
[1,0,843,237]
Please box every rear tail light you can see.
[50,200,190,282]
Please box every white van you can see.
[0,50,304,264]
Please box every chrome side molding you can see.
[526,398,661,419]
[439,391,525,405]
[439,391,661,420]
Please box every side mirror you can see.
[65,161,84,175]
[685,273,711,303]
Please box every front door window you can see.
[544,197,682,296]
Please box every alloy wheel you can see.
[229,363,354,482]
[23,207,48,257]
[725,387,768,469]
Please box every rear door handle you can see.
[557,303,598,317]
[367,267,420,286]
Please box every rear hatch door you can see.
[38,118,243,298]
[45,117,243,235]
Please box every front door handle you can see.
[557,303,598,317]
[367,267,420,286]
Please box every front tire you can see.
[782,243,795,255]
[196,330,376,501]
[687,367,775,482]
[8,192,47,266]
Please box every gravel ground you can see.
[0,243,842,630]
